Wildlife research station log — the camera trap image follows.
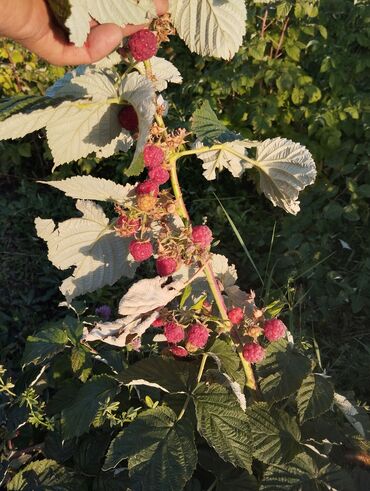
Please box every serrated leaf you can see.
[22,327,68,366]
[0,95,48,121]
[296,374,334,423]
[104,406,197,491]
[246,403,301,465]
[118,276,184,316]
[65,0,90,46]
[7,459,86,491]
[257,339,311,402]
[216,468,258,491]
[253,137,317,214]
[196,140,251,180]
[35,200,136,302]
[334,392,370,438]
[260,452,355,491]
[191,100,234,143]
[39,176,136,204]
[120,357,199,394]
[207,338,246,387]
[82,311,158,347]
[169,0,247,59]
[62,375,117,439]
[193,383,252,470]
[136,56,183,92]
[120,72,156,173]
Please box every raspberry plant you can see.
[1,1,369,490]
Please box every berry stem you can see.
[177,353,208,421]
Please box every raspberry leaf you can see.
[35,200,137,302]
[169,0,247,60]
[22,327,68,366]
[39,176,136,204]
[296,374,334,423]
[193,383,252,470]
[136,57,183,92]
[260,453,355,491]
[247,403,301,465]
[191,100,236,144]
[207,338,246,387]
[104,407,197,491]
[252,137,317,214]
[65,0,90,47]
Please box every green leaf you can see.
[216,467,258,491]
[169,0,246,59]
[285,44,301,62]
[125,152,145,177]
[7,459,86,491]
[35,200,137,302]
[260,453,354,490]
[193,382,252,470]
[296,374,334,423]
[257,339,311,402]
[0,95,53,121]
[119,357,199,394]
[104,406,197,491]
[207,338,246,387]
[191,101,234,143]
[62,375,117,439]
[70,347,92,382]
[247,403,301,465]
[22,326,68,366]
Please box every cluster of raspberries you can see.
[117,30,158,134]
[227,307,287,364]
[152,318,210,357]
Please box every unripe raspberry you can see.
[136,180,159,196]
[115,215,141,237]
[129,240,153,262]
[156,257,178,277]
[191,225,213,249]
[186,323,209,352]
[137,194,157,212]
[128,29,158,61]
[143,144,164,169]
[242,343,265,364]
[227,307,244,325]
[152,317,165,328]
[118,105,138,133]
[148,166,170,185]
[170,346,188,358]
[264,318,287,342]
[164,321,185,344]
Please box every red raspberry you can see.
[227,307,244,325]
[191,225,213,249]
[242,343,265,364]
[129,240,153,262]
[115,215,141,237]
[128,29,158,61]
[186,323,209,351]
[164,321,185,344]
[264,318,287,342]
[118,105,138,133]
[156,257,178,277]
[170,346,188,358]
[143,144,164,169]
[152,317,165,328]
[148,167,170,185]
[136,180,159,196]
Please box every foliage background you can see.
[1,0,369,400]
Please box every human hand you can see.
[0,0,168,66]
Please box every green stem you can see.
[172,144,256,167]
[177,353,208,421]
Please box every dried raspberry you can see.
[170,346,188,358]
[191,225,213,249]
[148,166,170,185]
[186,323,209,351]
[136,180,159,196]
[143,144,165,169]
[242,343,265,364]
[164,321,185,344]
[129,240,153,262]
[137,194,157,212]
[227,307,244,325]
[128,29,158,61]
[152,317,165,328]
[264,318,287,342]
[156,257,178,277]
[118,105,138,133]
[115,215,141,237]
